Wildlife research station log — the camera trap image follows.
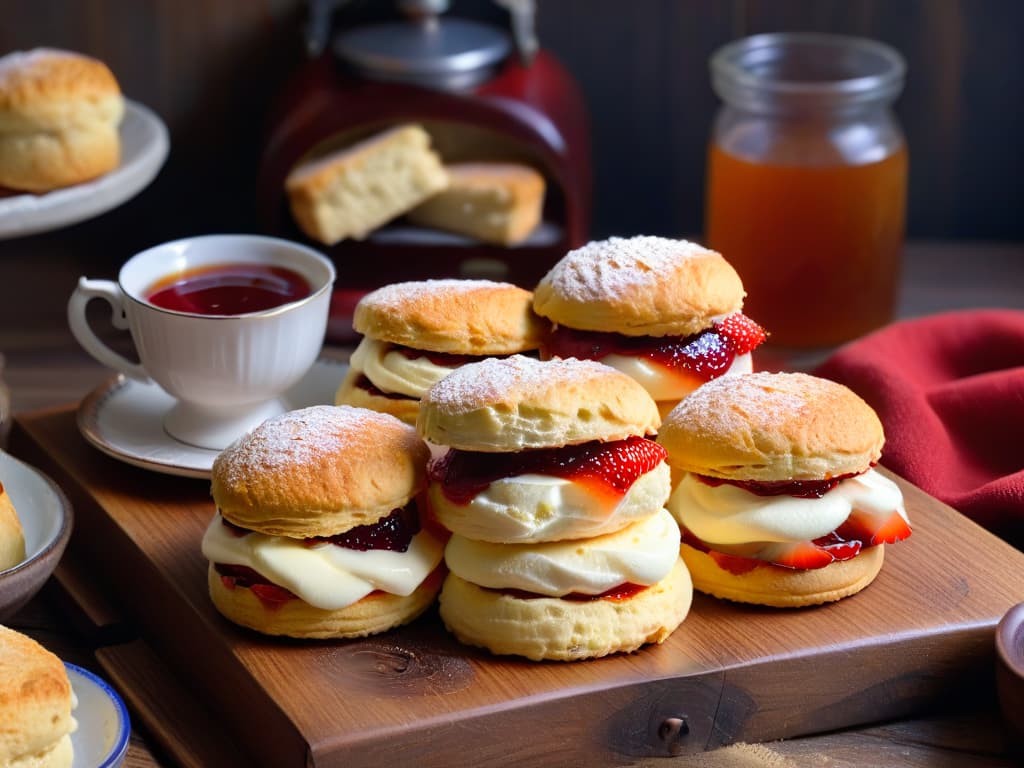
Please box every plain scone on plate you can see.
[0,48,124,193]
[0,624,76,768]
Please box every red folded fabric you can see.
[814,309,1024,549]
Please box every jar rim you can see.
[711,33,906,109]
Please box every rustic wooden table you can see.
[1,240,1021,767]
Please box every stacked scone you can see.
[202,405,446,639]
[335,279,545,424]
[658,372,911,607]
[418,355,692,661]
[533,235,767,416]
[0,625,77,768]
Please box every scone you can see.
[0,481,26,571]
[335,279,545,424]
[658,372,911,608]
[419,355,692,661]
[285,123,448,244]
[533,235,767,416]
[202,405,446,639]
[0,48,124,192]
[406,162,545,245]
[0,624,76,768]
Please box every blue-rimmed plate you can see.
[66,663,131,768]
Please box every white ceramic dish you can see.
[77,358,348,479]
[66,663,131,768]
[0,451,73,619]
[0,100,169,240]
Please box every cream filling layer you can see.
[603,351,752,401]
[429,462,671,543]
[444,507,680,596]
[350,337,459,398]
[667,468,908,547]
[201,515,445,611]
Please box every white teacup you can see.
[68,234,336,450]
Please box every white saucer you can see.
[66,663,131,768]
[0,100,169,240]
[77,358,348,479]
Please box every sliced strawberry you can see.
[835,509,912,546]
[758,540,836,570]
[676,332,733,378]
[709,550,763,575]
[250,582,296,608]
[714,313,767,355]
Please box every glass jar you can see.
[705,33,908,347]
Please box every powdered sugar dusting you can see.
[669,372,814,431]
[424,355,615,410]
[214,405,401,482]
[541,236,715,302]
[360,279,517,312]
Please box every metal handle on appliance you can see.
[493,0,538,65]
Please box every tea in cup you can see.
[67,234,336,450]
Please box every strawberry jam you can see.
[429,436,667,505]
[220,503,421,553]
[395,345,490,368]
[695,471,860,499]
[493,582,646,602]
[215,564,297,608]
[355,375,415,400]
[542,313,765,381]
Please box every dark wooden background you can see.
[1,0,1022,273]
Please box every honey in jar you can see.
[705,33,908,347]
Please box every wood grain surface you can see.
[9,406,1024,768]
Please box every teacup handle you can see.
[67,278,150,383]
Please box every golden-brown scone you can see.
[285,124,448,245]
[0,482,26,571]
[417,355,661,451]
[406,162,545,245]
[353,279,545,355]
[438,557,692,661]
[333,368,420,425]
[0,625,75,768]
[0,48,124,192]
[207,565,443,640]
[533,236,745,337]
[211,405,429,537]
[658,372,884,482]
[680,541,884,607]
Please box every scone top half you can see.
[418,355,661,452]
[534,235,745,338]
[211,405,430,537]
[0,48,123,133]
[658,371,884,482]
[354,278,545,355]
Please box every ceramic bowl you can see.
[0,451,73,621]
[996,602,1024,748]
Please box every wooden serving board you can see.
[11,407,1024,768]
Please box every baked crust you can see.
[333,368,421,425]
[680,541,885,607]
[417,355,661,451]
[533,236,745,337]
[0,481,26,571]
[658,372,884,481]
[0,48,123,192]
[406,162,545,245]
[438,557,692,661]
[354,279,545,355]
[207,565,443,639]
[0,625,74,766]
[211,405,429,537]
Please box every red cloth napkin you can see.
[814,309,1024,549]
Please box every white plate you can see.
[77,358,348,479]
[0,100,169,240]
[0,450,71,567]
[66,663,130,768]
